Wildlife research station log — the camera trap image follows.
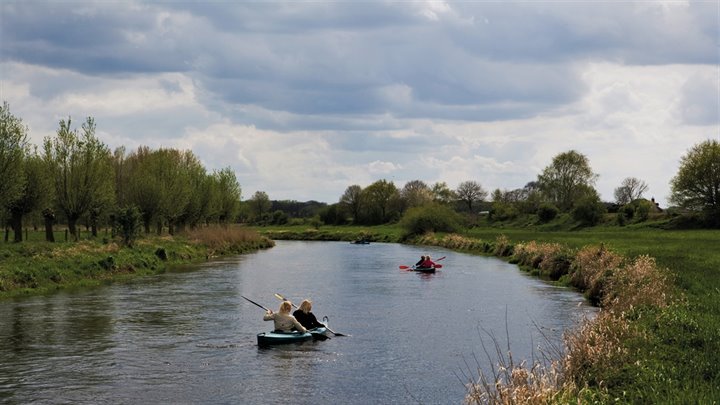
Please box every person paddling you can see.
[293,299,325,330]
[415,255,426,267]
[264,301,306,333]
[420,255,436,269]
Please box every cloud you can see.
[1,1,718,205]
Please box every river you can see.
[0,241,594,404]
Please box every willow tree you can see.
[43,117,115,241]
[125,146,162,233]
[152,148,193,235]
[214,167,241,224]
[0,102,29,212]
[537,150,598,212]
[8,153,52,242]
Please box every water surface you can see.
[0,241,593,404]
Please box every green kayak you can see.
[257,327,328,347]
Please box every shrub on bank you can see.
[399,204,463,237]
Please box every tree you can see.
[7,153,52,242]
[572,186,606,226]
[431,181,455,205]
[43,117,115,240]
[400,180,432,210]
[214,167,241,224]
[670,139,720,223]
[0,102,29,211]
[361,179,399,224]
[113,206,142,247]
[125,146,163,233]
[339,185,363,223]
[249,191,271,223]
[537,150,598,211]
[455,180,488,212]
[614,177,649,205]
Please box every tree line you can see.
[2,101,718,242]
[1,103,241,243]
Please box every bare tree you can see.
[455,180,488,212]
[614,177,649,205]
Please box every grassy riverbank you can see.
[0,226,274,299]
[253,223,720,403]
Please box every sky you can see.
[1,1,718,206]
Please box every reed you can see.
[461,238,676,403]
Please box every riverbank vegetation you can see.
[0,226,273,299]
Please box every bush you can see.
[112,206,142,247]
[537,203,559,222]
[572,197,606,226]
[399,204,463,236]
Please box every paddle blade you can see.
[434,264,443,269]
[399,265,410,270]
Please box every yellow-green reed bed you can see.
[0,226,273,299]
[415,230,720,404]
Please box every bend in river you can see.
[0,241,595,404]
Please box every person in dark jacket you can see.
[292,299,325,330]
[415,255,426,267]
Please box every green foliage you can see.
[537,150,598,211]
[489,201,518,221]
[536,203,559,222]
[399,204,462,236]
[670,139,720,227]
[249,190,271,222]
[572,193,606,226]
[214,167,241,223]
[113,206,143,247]
[43,117,115,240]
[318,204,347,225]
[0,102,30,211]
[360,179,399,225]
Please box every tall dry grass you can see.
[465,242,676,404]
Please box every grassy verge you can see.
[0,226,274,300]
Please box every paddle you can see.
[399,256,446,270]
[242,295,271,312]
[274,293,348,337]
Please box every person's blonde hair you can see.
[279,301,292,313]
[299,299,312,313]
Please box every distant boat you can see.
[351,240,370,245]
